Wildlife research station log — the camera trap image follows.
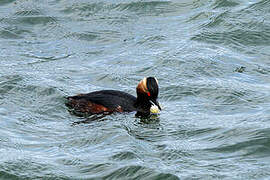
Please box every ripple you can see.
[14,9,41,16]
[0,171,19,179]
[192,0,270,51]
[68,30,121,43]
[136,35,167,47]
[115,1,174,16]
[0,26,30,39]
[22,52,72,64]
[60,0,192,21]
[0,83,66,125]
[0,75,23,97]
[15,16,56,26]
[57,157,82,166]
[102,165,179,180]
[74,163,112,178]
[248,0,270,13]
[162,77,269,110]
[0,0,15,6]
[0,159,53,179]
[110,151,139,161]
[69,31,99,41]
[0,14,61,41]
[211,0,240,9]
[192,29,270,47]
[60,2,107,17]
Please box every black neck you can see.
[134,92,152,116]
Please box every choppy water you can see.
[1,0,270,179]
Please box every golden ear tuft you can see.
[137,77,149,93]
[142,77,147,90]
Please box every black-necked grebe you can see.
[66,77,161,117]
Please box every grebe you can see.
[66,77,161,117]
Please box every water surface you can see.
[1,0,270,179]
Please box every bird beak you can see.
[149,100,162,114]
[154,100,162,110]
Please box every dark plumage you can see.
[66,77,161,117]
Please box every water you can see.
[1,0,270,179]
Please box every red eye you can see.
[147,92,151,96]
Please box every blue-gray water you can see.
[1,0,270,179]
